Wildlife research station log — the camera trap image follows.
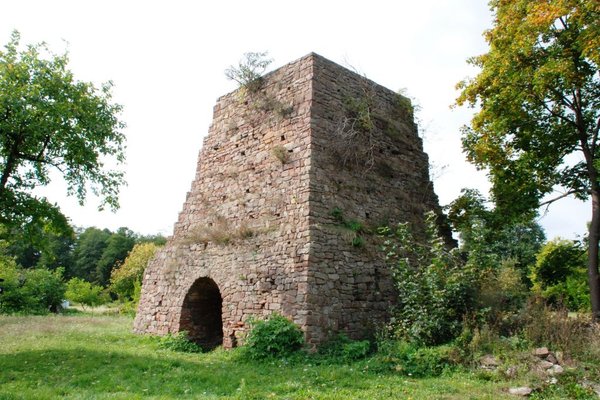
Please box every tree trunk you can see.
[0,134,23,198]
[0,152,17,197]
[588,189,600,321]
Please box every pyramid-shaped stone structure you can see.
[134,53,449,348]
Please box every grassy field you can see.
[0,314,568,399]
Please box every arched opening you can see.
[179,277,223,350]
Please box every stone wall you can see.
[134,55,315,347]
[134,53,447,348]
[302,55,446,345]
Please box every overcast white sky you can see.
[1,0,589,240]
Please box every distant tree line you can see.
[0,222,165,314]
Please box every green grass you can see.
[0,315,540,399]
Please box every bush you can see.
[530,239,588,311]
[477,260,528,335]
[379,212,477,345]
[531,238,585,288]
[373,340,457,377]
[243,313,304,360]
[224,51,272,94]
[158,331,203,353]
[317,333,371,362]
[542,273,590,311]
[65,277,109,308]
[0,257,65,314]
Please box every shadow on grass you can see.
[0,348,240,399]
[0,347,432,400]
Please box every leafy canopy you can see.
[64,277,108,308]
[456,0,599,212]
[0,30,126,229]
[455,0,600,318]
[110,242,160,301]
[0,256,65,314]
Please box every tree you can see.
[0,31,125,231]
[225,51,272,93]
[70,227,111,282]
[447,188,546,280]
[379,212,477,345]
[94,227,136,286]
[0,255,65,314]
[65,277,108,309]
[2,210,74,270]
[455,0,600,319]
[110,242,160,301]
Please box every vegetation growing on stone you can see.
[225,51,272,94]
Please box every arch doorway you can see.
[179,277,223,350]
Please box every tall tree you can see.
[95,227,136,286]
[0,31,125,231]
[456,0,600,319]
[70,227,111,282]
[447,188,546,280]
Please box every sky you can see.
[1,0,590,240]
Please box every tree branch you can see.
[16,152,65,173]
[35,135,51,161]
[539,98,576,127]
[539,189,582,208]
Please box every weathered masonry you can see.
[134,53,448,348]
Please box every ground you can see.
[0,314,577,399]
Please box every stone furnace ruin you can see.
[134,53,448,348]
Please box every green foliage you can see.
[94,227,136,286]
[455,0,600,317]
[393,91,415,120]
[158,331,203,353]
[0,30,126,232]
[532,239,585,288]
[110,242,160,301]
[380,212,476,346]
[447,188,546,279]
[476,260,529,335]
[373,340,457,377]
[65,277,108,308]
[224,51,272,94]
[343,95,374,133]
[456,0,599,214]
[243,313,304,360]
[522,298,596,357]
[137,233,167,246]
[531,239,589,310]
[0,315,526,399]
[1,210,75,270]
[543,273,590,311]
[70,226,137,285]
[70,227,111,281]
[0,257,65,314]
[0,255,24,312]
[330,207,367,248]
[317,334,371,362]
[530,371,599,400]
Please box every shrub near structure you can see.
[243,313,304,360]
[317,333,371,363]
[379,212,476,346]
